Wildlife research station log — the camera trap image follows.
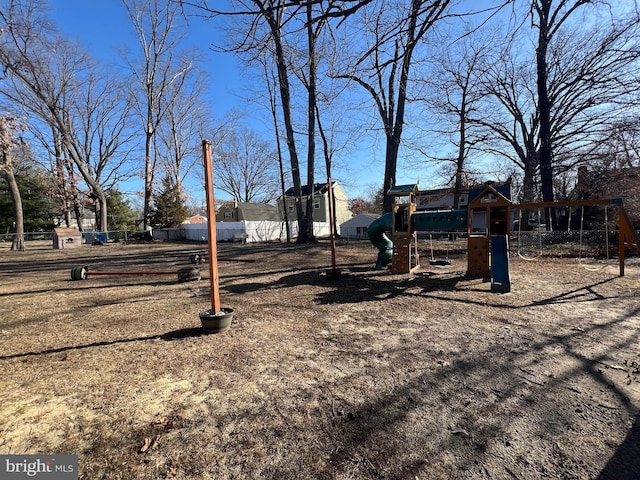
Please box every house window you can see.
[224,212,234,220]
[287,201,295,212]
[314,199,321,209]
[357,226,367,236]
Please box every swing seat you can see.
[429,259,452,267]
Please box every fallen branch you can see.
[519,375,545,387]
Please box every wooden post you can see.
[327,178,337,271]
[619,221,625,277]
[202,140,221,313]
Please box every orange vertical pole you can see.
[619,206,624,277]
[619,228,625,277]
[202,140,221,313]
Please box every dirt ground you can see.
[0,238,639,479]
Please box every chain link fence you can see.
[511,230,618,258]
[2,228,628,262]
[0,230,147,245]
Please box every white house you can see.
[340,213,379,239]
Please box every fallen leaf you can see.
[139,437,152,453]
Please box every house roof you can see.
[183,214,208,224]
[388,184,419,196]
[284,181,336,197]
[218,202,281,222]
[416,180,512,207]
[468,184,512,208]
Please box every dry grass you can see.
[1,239,639,479]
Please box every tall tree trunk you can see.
[52,132,73,227]
[382,0,425,213]
[143,129,154,233]
[521,152,538,204]
[96,190,108,232]
[73,199,83,231]
[536,0,555,228]
[274,118,291,243]
[304,0,316,242]
[4,166,24,251]
[453,102,467,209]
[383,137,400,213]
[260,2,307,242]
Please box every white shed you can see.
[340,214,379,239]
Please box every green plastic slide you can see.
[367,212,393,269]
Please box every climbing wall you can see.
[467,236,490,277]
[392,235,419,274]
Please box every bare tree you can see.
[287,1,345,240]
[156,73,210,201]
[475,46,541,204]
[181,0,374,242]
[0,0,131,231]
[214,127,280,202]
[528,0,640,225]
[74,71,136,230]
[259,54,292,241]
[418,26,494,208]
[336,0,451,212]
[591,120,640,169]
[0,113,26,250]
[123,0,199,232]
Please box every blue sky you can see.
[46,1,416,204]
[48,0,243,116]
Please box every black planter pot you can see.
[199,308,234,333]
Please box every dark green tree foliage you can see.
[149,176,188,228]
[0,166,57,232]
[106,189,137,231]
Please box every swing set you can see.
[377,184,639,284]
[513,199,640,276]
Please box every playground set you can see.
[368,184,640,292]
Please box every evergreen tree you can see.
[0,166,58,233]
[149,176,188,228]
[106,189,137,231]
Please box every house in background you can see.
[416,180,512,211]
[62,209,96,231]
[180,202,285,243]
[340,213,379,239]
[280,181,352,231]
[216,202,281,222]
[183,214,208,224]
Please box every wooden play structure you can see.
[388,184,421,274]
[375,184,640,291]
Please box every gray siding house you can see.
[280,181,351,226]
